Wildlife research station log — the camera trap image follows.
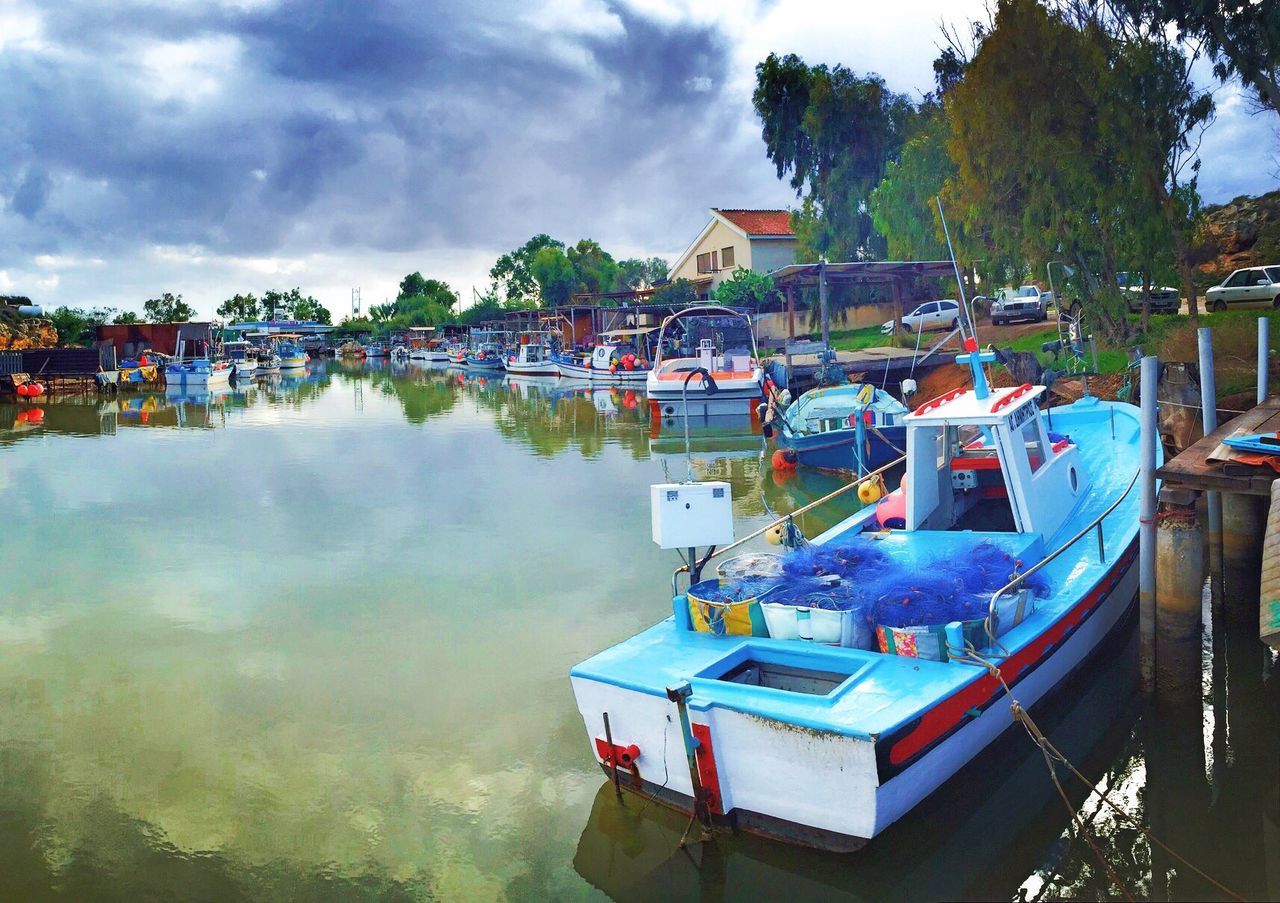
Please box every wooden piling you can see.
[1140,355,1158,693]
[1155,492,1204,698]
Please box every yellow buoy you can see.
[765,523,786,545]
[857,478,883,505]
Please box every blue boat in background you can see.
[772,383,909,474]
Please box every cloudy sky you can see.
[1,0,1276,320]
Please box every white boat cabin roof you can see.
[904,383,1046,426]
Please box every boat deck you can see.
[573,398,1145,742]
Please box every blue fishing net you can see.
[712,538,1051,629]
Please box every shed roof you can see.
[769,260,957,288]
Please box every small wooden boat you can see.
[646,306,763,418]
[571,344,1152,852]
[771,383,909,474]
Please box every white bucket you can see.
[761,603,871,649]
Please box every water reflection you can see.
[1,360,1275,900]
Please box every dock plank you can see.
[1157,397,1280,496]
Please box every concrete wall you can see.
[749,239,798,277]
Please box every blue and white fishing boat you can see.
[570,336,1151,852]
[365,341,390,359]
[273,335,309,370]
[771,383,909,474]
[165,357,232,389]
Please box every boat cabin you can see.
[900,382,1089,540]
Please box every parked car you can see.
[989,286,1051,325]
[1117,272,1180,314]
[1205,266,1280,311]
[881,299,961,335]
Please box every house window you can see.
[721,246,735,269]
[711,250,719,271]
[697,252,712,274]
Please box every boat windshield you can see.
[667,315,755,359]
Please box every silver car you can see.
[1205,266,1280,311]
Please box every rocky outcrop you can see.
[1195,190,1280,285]
[0,305,57,350]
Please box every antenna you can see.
[935,197,976,345]
[351,287,361,317]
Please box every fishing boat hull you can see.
[165,362,232,389]
[467,357,505,372]
[504,360,561,377]
[232,361,258,382]
[646,371,764,418]
[570,540,1138,851]
[279,355,308,369]
[777,425,907,472]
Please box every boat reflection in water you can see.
[575,626,1146,901]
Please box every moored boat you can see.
[645,305,763,418]
[505,330,561,377]
[571,340,1152,852]
[165,358,232,389]
[272,335,309,370]
[771,383,909,474]
[365,342,390,359]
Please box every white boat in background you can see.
[223,341,258,382]
[365,342,390,359]
[505,330,561,377]
[165,358,232,389]
[257,352,282,375]
[645,305,763,418]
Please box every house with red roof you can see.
[667,208,798,298]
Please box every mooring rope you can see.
[948,644,1248,902]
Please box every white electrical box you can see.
[650,482,734,549]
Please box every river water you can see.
[0,360,1274,901]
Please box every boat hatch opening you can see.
[716,660,850,695]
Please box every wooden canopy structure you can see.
[768,260,959,367]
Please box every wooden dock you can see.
[770,345,952,393]
[1158,397,1280,496]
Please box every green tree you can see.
[490,234,565,304]
[262,288,331,324]
[713,268,778,309]
[567,239,619,295]
[50,306,116,345]
[143,292,195,322]
[530,246,577,306]
[946,0,1137,341]
[869,115,953,262]
[650,278,699,308]
[112,311,141,325]
[385,278,459,329]
[216,293,260,323]
[753,53,918,261]
[1118,0,1280,114]
[615,257,670,291]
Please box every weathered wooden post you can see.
[1261,480,1280,649]
[1259,316,1270,405]
[1140,355,1159,692]
[1199,328,1223,584]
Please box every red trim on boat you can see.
[913,387,965,416]
[691,723,724,815]
[990,383,1033,412]
[884,540,1137,769]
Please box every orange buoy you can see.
[609,364,618,373]
[25,407,43,424]
[15,384,30,398]
[28,382,44,397]
[771,448,798,471]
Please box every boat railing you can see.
[983,466,1141,645]
[671,452,907,596]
